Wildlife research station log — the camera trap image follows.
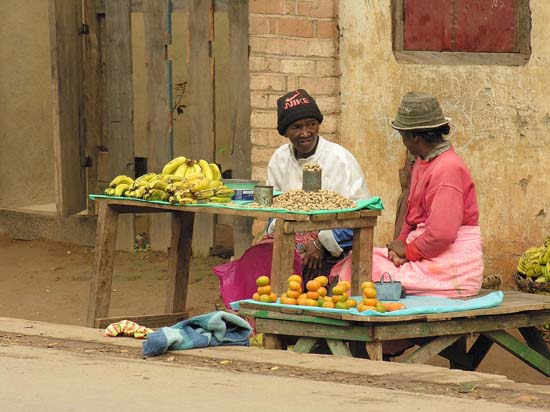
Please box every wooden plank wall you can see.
[144,0,173,252]
[187,0,216,257]
[104,0,135,252]
[48,0,87,217]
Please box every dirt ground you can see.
[0,233,548,386]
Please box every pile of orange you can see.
[357,281,406,313]
[329,280,357,309]
[252,275,277,303]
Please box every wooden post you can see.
[104,0,135,252]
[351,226,374,296]
[165,211,195,313]
[87,202,119,327]
[49,0,87,217]
[144,0,173,252]
[187,0,215,257]
[271,219,295,295]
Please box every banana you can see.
[145,189,169,201]
[539,245,550,265]
[192,163,202,175]
[209,163,222,181]
[174,192,195,205]
[162,156,187,175]
[209,180,223,190]
[214,187,235,198]
[133,186,147,199]
[114,183,130,197]
[109,175,134,188]
[535,275,547,283]
[104,187,116,196]
[148,179,169,191]
[198,159,214,181]
[173,189,193,199]
[209,196,232,204]
[135,172,157,184]
[194,189,215,200]
[163,174,184,183]
[188,178,210,193]
[174,163,189,178]
[167,182,191,193]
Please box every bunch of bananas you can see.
[517,237,550,283]
[104,156,235,205]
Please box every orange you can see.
[280,292,287,300]
[383,302,405,312]
[345,298,357,308]
[317,286,327,297]
[363,298,378,306]
[285,297,297,305]
[375,301,386,313]
[257,285,272,295]
[360,281,375,290]
[331,294,347,303]
[279,297,287,304]
[314,275,329,286]
[306,291,319,300]
[322,301,335,308]
[298,293,307,300]
[332,285,345,295]
[286,290,300,299]
[338,280,351,291]
[335,301,348,310]
[306,280,321,291]
[256,275,270,287]
[323,296,333,303]
[269,293,278,303]
[288,280,302,291]
[306,298,320,307]
[358,304,376,312]
[363,287,377,299]
[297,296,308,306]
[287,274,302,283]
[259,294,272,303]
[252,292,260,301]
[317,297,325,306]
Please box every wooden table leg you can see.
[326,339,353,357]
[264,333,286,350]
[293,337,319,353]
[366,341,383,361]
[352,226,374,296]
[271,219,295,295]
[87,202,119,327]
[402,334,462,364]
[519,327,550,358]
[165,211,194,313]
[465,334,493,370]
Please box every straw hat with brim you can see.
[390,92,451,131]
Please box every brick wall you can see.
[248,0,340,182]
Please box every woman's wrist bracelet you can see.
[313,239,323,251]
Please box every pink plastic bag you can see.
[213,241,302,309]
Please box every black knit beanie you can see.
[276,89,323,136]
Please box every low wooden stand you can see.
[239,290,550,376]
[86,198,380,328]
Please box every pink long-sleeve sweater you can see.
[398,147,479,261]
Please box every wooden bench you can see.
[86,197,381,328]
[239,290,550,376]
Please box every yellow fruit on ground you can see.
[252,292,260,301]
[287,289,300,299]
[257,285,272,295]
[288,280,302,291]
[335,301,348,310]
[345,298,357,308]
[306,299,320,307]
[332,285,345,295]
[363,287,377,299]
[256,275,270,287]
[314,275,329,286]
[317,286,327,297]
[306,280,321,291]
[322,301,335,308]
[287,274,302,283]
[360,281,375,290]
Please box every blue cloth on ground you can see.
[231,291,504,317]
[143,311,252,357]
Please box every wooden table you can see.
[239,290,550,377]
[86,197,381,329]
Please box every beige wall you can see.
[0,0,55,208]
[339,0,550,280]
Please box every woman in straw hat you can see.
[373,92,484,297]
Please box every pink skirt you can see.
[330,224,484,298]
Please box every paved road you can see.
[0,345,536,412]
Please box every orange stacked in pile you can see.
[252,275,277,303]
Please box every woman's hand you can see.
[302,240,325,277]
[386,239,407,259]
[388,250,408,267]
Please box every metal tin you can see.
[302,169,322,192]
[223,179,259,201]
[253,185,274,206]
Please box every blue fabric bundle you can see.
[143,311,252,357]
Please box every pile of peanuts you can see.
[303,162,322,172]
[272,189,356,212]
